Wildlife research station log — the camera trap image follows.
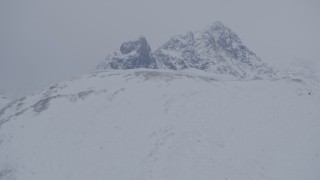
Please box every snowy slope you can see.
[281,58,320,81]
[0,95,11,110]
[0,69,319,180]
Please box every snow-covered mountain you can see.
[97,22,276,79]
[1,21,319,180]
[0,69,319,180]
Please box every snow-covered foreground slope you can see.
[0,95,10,110]
[0,69,319,180]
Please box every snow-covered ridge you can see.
[0,69,319,180]
[97,21,276,79]
[0,69,238,125]
[0,68,314,126]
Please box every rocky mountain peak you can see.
[97,22,276,79]
[202,21,242,49]
[205,21,226,32]
[97,36,157,70]
[120,36,151,55]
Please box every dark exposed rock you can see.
[32,96,58,113]
[98,37,157,70]
[120,37,151,55]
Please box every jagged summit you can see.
[203,21,242,48]
[204,21,227,32]
[97,36,157,70]
[97,22,276,79]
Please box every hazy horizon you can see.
[1,0,320,97]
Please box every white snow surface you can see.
[0,95,11,110]
[0,69,319,180]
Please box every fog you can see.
[1,0,319,97]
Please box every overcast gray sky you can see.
[1,0,320,97]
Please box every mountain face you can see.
[97,22,275,79]
[0,69,319,180]
[98,37,157,70]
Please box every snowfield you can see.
[0,95,10,110]
[0,69,319,180]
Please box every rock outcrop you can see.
[97,37,157,70]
